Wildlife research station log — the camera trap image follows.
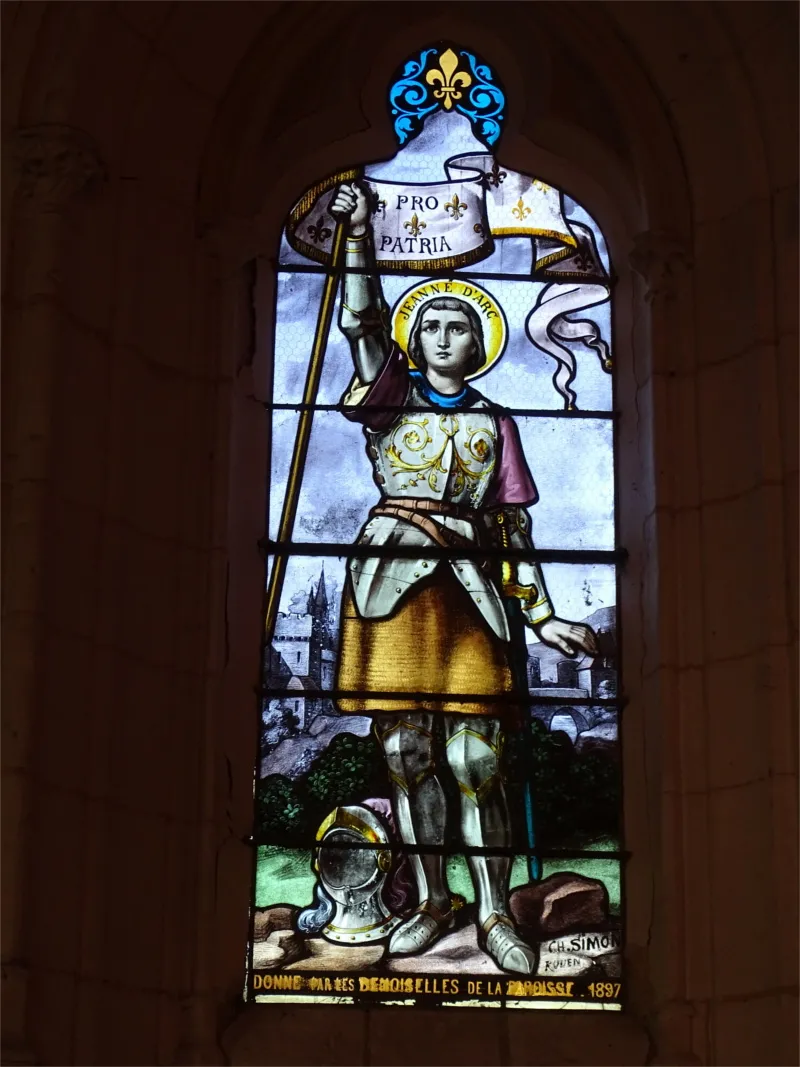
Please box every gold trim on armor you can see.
[482,911,514,937]
[388,770,408,795]
[377,849,393,873]
[527,594,550,611]
[445,726,499,753]
[456,774,502,806]
[529,606,554,623]
[414,900,454,925]
[315,806,381,843]
[446,728,503,806]
[379,719,436,795]
[387,763,436,795]
[378,718,434,742]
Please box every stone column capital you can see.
[7,124,106,210]
[629,229,693,303]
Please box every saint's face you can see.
[418,309,475,379]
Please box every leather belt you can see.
[380,497,479,521]
[369,497,483,554]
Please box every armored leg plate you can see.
[444,719,503,806]
[379,715,436,795]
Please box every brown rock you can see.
[253,905,298,941]
[252,925,308,970]
[285,937,385,972]
[252,941,286,970]
[509,873,610,939]
[266,928,300,951]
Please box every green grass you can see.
[255,846,316,908]
[256,837,620,915]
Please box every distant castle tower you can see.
[264,564,337,727]
[305,564,332,684]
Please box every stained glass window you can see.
[249,43,623,1011]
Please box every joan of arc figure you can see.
[330,183,598,975]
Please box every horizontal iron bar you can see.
[267,401,617,420]
[247,837,628,861]
[259,686,623,709]
[274,261,619,287]
[259,540,626,565]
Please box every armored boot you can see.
[378,714,453,955]
[445,716,539,975]
[479,913,538,974]
[388,899,455,956]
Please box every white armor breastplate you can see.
[347,391,512,642]
[368,399,498,509]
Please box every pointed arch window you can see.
[250,43,623,1010]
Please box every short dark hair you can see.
[407,297,486,376]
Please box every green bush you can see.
[256,775,309,839]
[565,750,620,839]
[256,732,385,843]
[306,733,385,811]
[255,720,619,849]
[504,719,620,848]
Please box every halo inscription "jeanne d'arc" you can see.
[253,41,622,1012]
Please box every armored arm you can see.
[486,505,599,656]
[331,183,391,385]
[486,506,554,627]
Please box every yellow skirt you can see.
[335,567,516,716]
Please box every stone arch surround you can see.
[1,3,796,1065]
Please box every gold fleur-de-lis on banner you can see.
[307,216,332,244]
[533,179,551,194]
[444,194,468,220]
[404,213,426,237]
[425,48,472,110]
[511,198,531,221]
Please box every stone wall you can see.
[1,2,797,1064]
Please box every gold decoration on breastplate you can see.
[384,414,495,497]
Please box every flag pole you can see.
[509,601,541,882]
[264,215,347,640]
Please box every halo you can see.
[391,278,508,381]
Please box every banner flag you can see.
[285,152,613,408]
[444,153,578,271]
